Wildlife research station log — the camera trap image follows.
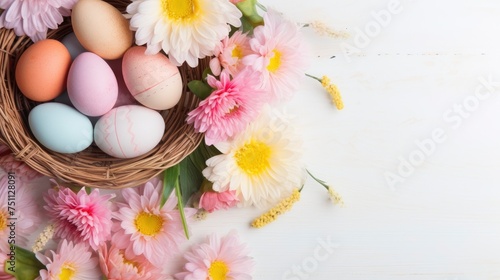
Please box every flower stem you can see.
[305,73,322,82]
[307,169,344,206]
[175,179,190,239]
[306,169,329,191]
[256,1,267,11]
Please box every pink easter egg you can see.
[67,52,118,116]
[122,46,183,110]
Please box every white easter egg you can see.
[94,105,165,158]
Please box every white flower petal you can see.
[127,0,240,66]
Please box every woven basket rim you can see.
[0,0,205,189]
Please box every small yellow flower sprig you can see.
[304,21,350,39]
[327,186,345,206]
[306,74,344,110]
[251,188,301,228]
[194,209,208,221]
[32,224,55,253]
[307,169,344,206]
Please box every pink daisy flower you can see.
[0,174,41,253]
[36,239,101,280]
[98,243,165,280]
[0,144,40,181]
[199,184,239,213]
[175,231,254,280]
[187,70,265,146]
[111,178,196,267]
[43,183,115,250]
[0,0,76,42]
[242,9,308,102]
[210,31,252,76]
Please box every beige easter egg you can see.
[72,0,133,60]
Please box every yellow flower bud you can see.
[321,76,344,110]
[251,188,301,228]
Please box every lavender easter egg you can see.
[122,46,183,110]
[67,52,118,116]
[94,105,165,158]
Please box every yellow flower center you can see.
[120,251,140,269]
[267,50,282,73]
[208,260,229,280]
[58,264,75,280]
[225,104,239,115]
[231,46,243,59]
[134,212,163,236]
[0,211,6,230]
[162,0,198,20]
[234,140,272,176]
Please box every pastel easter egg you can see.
[15,39,71,101]
[29,103,93,153]
[106,59,138,108]
[122,46,183,110]
[61,32,87,60]
[94,105,165,158]
[72,0,133,59]
[53,91,100,127]
[67,52,118,116]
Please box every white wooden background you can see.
[7,0,500,279]
[221,0,500,279]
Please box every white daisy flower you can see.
[127,0,242,67]
[203,106,306,208]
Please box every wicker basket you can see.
[0,0,205,189]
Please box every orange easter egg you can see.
[15,39,71,102]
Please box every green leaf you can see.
[171,143,222,226]
[236,0,264,27]
[66,183,84,194]
[188,143,222,173]
[199,143,222,162]
[206,144,222,157]
[240,16,256,33]
[161,165,179,207]
[175,180,190,239]
[179,156,204,206]
[188,147,206,173]
[5,245,45,280]
[188,80,213,100]
[202,67,214,80]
